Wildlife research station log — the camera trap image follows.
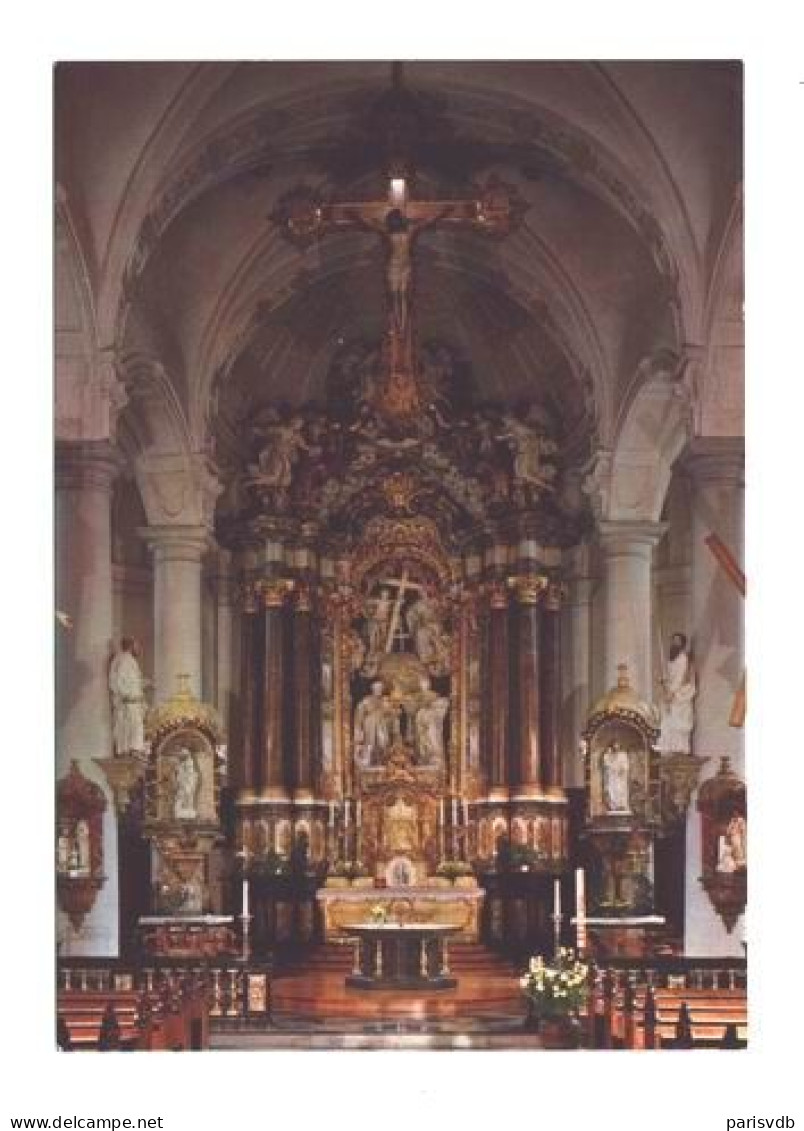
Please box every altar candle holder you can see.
[240,912,252,964]
[551,910,563,959]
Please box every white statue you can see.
[717,835,737,873]
[247,413,309,489]
[354,681,398,766]
[57,829,70,873]
[109,637,148,756]
[406,593,449,668]
[365,588,393,661]
[414,676,450,766]
[726,813,747,869]
[601,743,631,814]
[75,819,91,873]
[657,633,697,754]
[173,749,200,820]
[497,409,558,489]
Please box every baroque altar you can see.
[213,135,590,949]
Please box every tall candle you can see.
[344,799,350,829]
[575,867,586,920]
[463,799,469,827]
[242,877,249,921]
[439,798,445,828]
[554,878,561,919]
[356,800,362,827]
[452,798,458,827]
[329,801,335,828]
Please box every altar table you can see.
[316,883,484,941]
[345,922,462,990]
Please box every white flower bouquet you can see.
[520,947,589,1020]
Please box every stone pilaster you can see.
[598,520,667,702]
[55,440,121,956]
[683,437,745,956]
[141,525,208,702]
[486,582,511,799]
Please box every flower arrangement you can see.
[520,948,589,1020]
[369,903,388,924]
[436,860,473,883]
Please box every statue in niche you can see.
[657,633,697,754]
[75,819,91,873]
[173,748,201,820]
[496,407,558,491]
[413,676,450,766]
[109,637,148,756]
[246,411,310,490]
[353,681,400,767]
[601,743,631,814]
[406,591,450,670]
[365,587,393,665]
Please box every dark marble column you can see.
[539,583,563,789]
[239,586,260,797]
[512,577,547,791]
[292,583,315,800]
[487,582,511,796]
[261,580,293,800]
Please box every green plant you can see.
[520,948,590,1020]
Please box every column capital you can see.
[684,437,744,486]
[139,523,209,561]
[598,519,668,552]
[507,574,549,606]
[55,440,123,493]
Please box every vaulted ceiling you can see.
[55,60,742,467]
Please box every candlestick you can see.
[328,801,335,828]
[344,799,350,829]
[242,877,249,921]
[553,878,561,919]
[452,798,458,828]
[356,800,362,827]
[575,867,587,954]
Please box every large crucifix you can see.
[379,569,423,653]
[276,169,522,423]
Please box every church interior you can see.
[54,60,745,1050]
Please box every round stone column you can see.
[55,440,121,956]
[142,525,207,702]
[684,437,745,956]
[598,520,667,702]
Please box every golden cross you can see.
[381,570,423,653]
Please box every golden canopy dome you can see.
[586,664,659,734]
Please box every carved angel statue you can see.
[497,407,558,490]
[246,412,310,490]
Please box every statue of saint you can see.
[657,633,697,754]
[414,676,450,766]
[353,681,398,766]
[601,743,631,814]
[365,588,393,662]
[726,813,747,869]
[496,408,558,490]
[406,592,449,668]
[75,819,91,872]
[109,637,148,756]
[173,749,200,820]
[246,412,309,490]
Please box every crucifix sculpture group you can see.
[276,158,522,427]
